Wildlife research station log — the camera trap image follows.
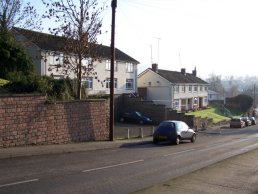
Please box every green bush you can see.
[2,72,89,101]
[44,77,88,101]
[0,33,34,79]
[226,94,253,113]
[3,72,38,93]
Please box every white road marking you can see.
[82,160,144,173]
[164,149,196,157]
[0,179,39,188]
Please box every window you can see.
[49,52,63,65]
[205,86,208,91]
[174,99,179,109]
[106,60,110,70]
[49,52,54,65]
[182,85,186,93]
[106,78,117,89]
[200,86,203,91]
[126,79,134,90]
[106,60,118,71]
[59,53,64,65]
[174,85,179,93]
[194,85,198,92]
[189,85,192,92]
[126,63,133,72]
[82,77,93,89]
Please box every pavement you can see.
[134,148,258,194]
[1,130,258,194]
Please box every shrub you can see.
[225,94,253,113]
[2,73,89,101]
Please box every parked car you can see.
[248,117,256,125]
[119,111,152,124]
[241,117,252,126]
[230,118,245,128]
[153,120,196,145]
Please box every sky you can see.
[29,0,258,79]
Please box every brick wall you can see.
[0,94,109,148]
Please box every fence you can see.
[114,126,155,139]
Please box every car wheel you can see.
[191,134,196,143]
[175,136,180,145]
[153,138,158,144]
[120,118,125,123]
[139,120,144,124]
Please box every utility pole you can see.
[110,0,117,141]
[254,83,256,108]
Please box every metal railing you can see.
[114,126,156,139]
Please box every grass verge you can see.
[186,107,231,124]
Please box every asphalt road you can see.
[1,126,258,194]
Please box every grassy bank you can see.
[186,106,232,123]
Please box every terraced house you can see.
[13,28,139,95]
[138,64,209,111]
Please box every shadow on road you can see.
[119,140,190,149]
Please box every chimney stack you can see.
[181,68,186,75]
[152,63,158,73]
[192,67,197,77]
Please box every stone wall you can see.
[0,94,109,148]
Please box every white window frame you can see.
[106,78,117,89]
[82,77,93,89]
[189,85,192,92]
[194,85,198,92]
[174,85,179,93]
[126,63,134,73]
[126,79,134,90]
[106,60,118,71]
[174,99,179,109]
[182,85,186,93]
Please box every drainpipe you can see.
[171,84,175,109]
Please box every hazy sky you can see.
[30,0,258,79]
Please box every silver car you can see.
[153,120,196,145]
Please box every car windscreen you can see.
[135,111,142,117]
[157,122,176,133]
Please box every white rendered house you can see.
[138,64,209,111]
[13,28,139,95]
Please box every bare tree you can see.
[42,0,107,99]
[0,0,41,33]
[206,73,225,96]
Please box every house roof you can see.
[150,69,209,84]
[13,27,139,64]
[208,90,219,95]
